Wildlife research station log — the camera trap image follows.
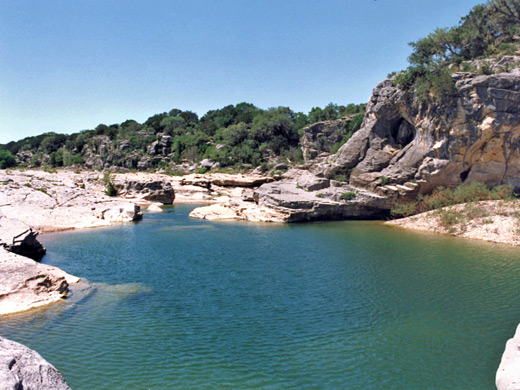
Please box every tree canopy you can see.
[393,0,520,102]
[0,101,367,170]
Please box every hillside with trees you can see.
[0,102,365,174]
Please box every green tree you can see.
[251,107,299,155]
[41,133,67,154]
[0,150,16,169]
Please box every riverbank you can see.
[2,168,520,389]
[3,169,520,317]
[386,200,520,247]
[0,168,276,315]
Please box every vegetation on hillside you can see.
[391,182,519,233]
[0,102,366,172]
[391,0,520,102]
[391,181,516,218]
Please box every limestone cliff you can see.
[240,68,520,222]
[328,68,520,194]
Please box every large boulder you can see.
[0,336,71,390]
[100,203,143,222]
[497,323,520,390]
[116,180,175,204]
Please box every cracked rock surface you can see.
[0,336,71,390]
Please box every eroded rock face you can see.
[328,69,520,193]
[249,69,520,222]
[116,180,175,204]
[0,336,71,390]
[0,248,79,315]
[301,117,352,160]
[254,172,390,222]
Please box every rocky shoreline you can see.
[0,169,519,388]
[386,200,520,247]
[4,67,520,388]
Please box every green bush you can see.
[103,172,118,197]
[391,1,520,104]
[340,192,357,201]
[0,150,16,169]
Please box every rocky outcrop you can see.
[179,173,274,188]
[497,323,520,390]
[0,217,46,260]
[301,116,354,160]
[242,68,520,222]
[0,170,142,232]
[189,169,390,222]
[115,179,175,204]
[0,336,71,389]
[327,69,520,193]
[253,170,390,222]
[0,248,79,315]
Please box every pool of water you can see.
[1,204,520,389]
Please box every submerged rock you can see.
[0,336,71,390]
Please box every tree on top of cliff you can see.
[393,0,520,102]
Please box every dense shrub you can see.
[1,101,365,171]
[0,150,16,169]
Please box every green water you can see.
[1,204,520,389]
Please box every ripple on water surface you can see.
[2,204,520,389]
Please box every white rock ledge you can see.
[497,324,520,390]
[0,248,79,316]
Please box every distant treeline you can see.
[0,102,366,171]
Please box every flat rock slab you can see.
[0,336,71,390]
[0,248,79,315]
[189,201,288,222]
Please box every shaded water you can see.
[2,204,520,389]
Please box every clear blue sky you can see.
[1,0,483,144]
